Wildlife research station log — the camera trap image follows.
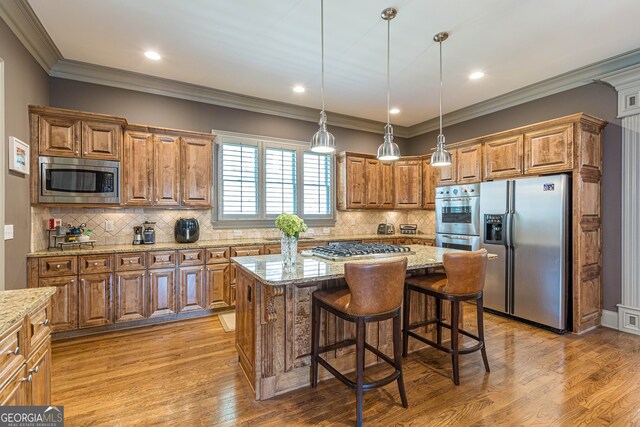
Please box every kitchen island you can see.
[232,245,492,400]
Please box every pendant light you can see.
[431,31,452,167]
[310,0,335,154]
[377,7,400,162]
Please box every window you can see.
[215,132,335,227]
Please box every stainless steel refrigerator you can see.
[479,174,569,332]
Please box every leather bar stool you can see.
[402,249,489,385]
[311,258,409,427]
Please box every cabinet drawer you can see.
[26,301,51,355]
[0,320,25,388]
[230,246,263,257]
[205,247,229,264]
[115,252,146,271]
[39,256,77,277]
[79,254,114,274]
[147,251,176,269]
[178,249,205,266]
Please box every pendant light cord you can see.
[320,0,325,113]
[386,17,391,127]
[438,38,443,136]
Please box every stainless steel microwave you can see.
[39,156,120,204]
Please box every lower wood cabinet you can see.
[27,342,51,406]
[178,266,206,313]
[114,271,147,323]
[235,269,255,384]
[148,268,177,318]
[78,273,113,328]
[0,365,28,406]
[38,276,77,332]
[206,263,230,309]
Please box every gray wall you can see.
[49,78,404,154]
[0,17,49,290]
[404,83,622,311]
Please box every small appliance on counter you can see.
[399,224,417,235]
[132,226,144,245]
[175,218,200,243]
[377,223,394,235]
[143,221,156,245]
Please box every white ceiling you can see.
[28,0,640,127]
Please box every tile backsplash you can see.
[31,207,435,251]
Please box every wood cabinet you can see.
[228,246,263,306]
[206,264,230,309]
[364,159,394,208]
[456,143,483,183]
[524,124,573,174]
[147,251,176,269]
[26,342,51,406]
[148,268,177,318]
[0,365,28,406]
[38,115,81,157]
[435,149,457,185]
[181,137,213,207]
[154,135,181,207]
[39,256,77,277]
[483,135,523,179]
[178,266,206,313]
[422,156,436,209]
[81,121,122,160]
[343,156,366,209]
[339,153,394,210]
[235,269,256,388]
[38,276,77,332]
[78,273,113,328]
[394,160,422,209]
[178,249,205,266]
[79,254,113,275]
[26,303,51,355]
[123,131,154,206]
[114,271,147,323]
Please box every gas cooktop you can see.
[310,242,414,261]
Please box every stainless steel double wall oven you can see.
[435,183,480,251]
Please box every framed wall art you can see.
[8,136,29,175]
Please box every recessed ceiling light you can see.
[469,71,485,80]
[389,107,400,114]
[144,51,161,61]
[293,85,306,93]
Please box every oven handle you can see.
[439,234,474,241]
[440,197,475,203]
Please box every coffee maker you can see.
[132,226,144,245]
[143,221,156,245]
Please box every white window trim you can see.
[212,130,335,228]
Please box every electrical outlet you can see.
[323,228,330,234]
[105,220,115,232]
[233,230,243,237]
[350,218,356,226]
[4,225,13,240]
[306,229,315,235]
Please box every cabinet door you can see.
[206,263,230,309]
[228,246,263,305]
[123,131,154,206]
[484,135,524,179]
[436,149,457,185]
[148,268,177,318]
[0,366,28,406]
[394,160,422,209]
[78,273,113,328]
[456,143,483,183]
[346,156,366,209]
[178,266,206,313]
[114,271,147,323]
[38,115,81,157]
[380,162,394,208]
[38,276,77,332]
[27,342,51,406]
[154,135,181,206]
[235,269,255,386]
[524,124,573,174]
[81,121,122,160]
[364,158,381,208]
[422,157,436,209]
[78,254,113,275]
[181,137,213,207]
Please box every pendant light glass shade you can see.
[310,0,335,154]
[431,32,451,167]
[377,7,400,162]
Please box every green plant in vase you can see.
[275,214,308,267]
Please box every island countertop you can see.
[0,287,56,335]
[231,245,496,287]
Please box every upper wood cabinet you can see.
[36,108,123,161]
[524,124,573,174]
[338,153,395,210]
[456,143,483,183]
[484,135,523,180]
[435,149,457,185]
[393,160,422,209]
[364,159,394,208]
[380,162,395,208]
[181,137,213,207]
[154,135,181,207]
[123,131,154,206]
[340,155,366,209]
[422,156,436,209]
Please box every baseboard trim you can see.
[600,309,619,330]
[617,304,640,335]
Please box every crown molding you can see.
[406,47,640,138]
[50,59,410,138]
[0,0,62,71]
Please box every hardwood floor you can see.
[51,306,640,426]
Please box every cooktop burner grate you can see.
[311,243,414,260]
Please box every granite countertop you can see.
[0,287,56,336]
[231,245,496,287]
[27,233,436,258]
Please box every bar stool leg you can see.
[311,297,320,388]
[477,295,490,373]
[402,284,411,357]
[355,318,366,427]
[450,300,460,386]
[393,313,408,408]
[435,297,442,346]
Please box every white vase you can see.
[281,232,298,267]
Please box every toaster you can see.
[377,223,395,235]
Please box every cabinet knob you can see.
[83,151,88,155]
[36,319,49,326]
[70,279,75,283]
[55,264,61,269]
[75,150,80,155]
[189,255,194,259]
[93,262,99,266]
[6,347,19,356]
[129,259,134,264]
[29,364,40,374]
[21,374,33,383]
